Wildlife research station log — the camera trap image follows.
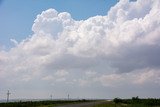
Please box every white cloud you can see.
[55,77,66,82]
[132,68,160,85]
[54,70,69,77]
[98,74,124,87]
[32,8,74,38]
[97,68,160,86]
[42,75,54,81]
[0,0,160,98]
[85,71,97,77]
[10,39,18,46]
[78,71,98,86]
[42,70,68,83]
[22,75,32,82]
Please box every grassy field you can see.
[93,98,160,107]
[93,102,160,107]
[0,99,92,107]
[1,98,160,107]
[93,101,160,107]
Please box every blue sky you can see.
[0,0,117,48]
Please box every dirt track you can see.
[56,101,105,107]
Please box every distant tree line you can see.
[114,96,160,106]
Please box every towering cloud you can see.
[0,0,160,98]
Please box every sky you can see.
[0,0,117,49]
[0,0,160,100]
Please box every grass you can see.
[93,101,160,107]
[0,99,92,107]
[1,98,160,107]
[92,101,116,107]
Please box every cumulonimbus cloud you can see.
[0,0,160,89]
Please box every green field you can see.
[1,98,160,107]
[93,102,160,107]
[93,97,160,107]
[0,99,91,107]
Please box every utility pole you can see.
[50,94,53,100]
[67,94,69,100]
[7,90,11,102]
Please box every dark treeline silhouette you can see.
[114,96,160,106]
